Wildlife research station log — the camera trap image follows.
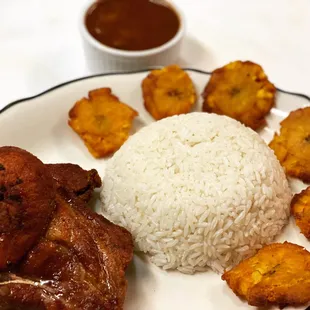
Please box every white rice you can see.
[100,113,292,274]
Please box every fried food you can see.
[202,61,276,130]
[0,196,133,310]
[0,146,56,270]
[0,147,133,309]
[291,186,310,239]
[142,65,197,120]
[69,88,138,158]
[46,163,102,202]
[269,107,310,182]
[222,242,310,308]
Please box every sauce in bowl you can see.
[85,0,180,51]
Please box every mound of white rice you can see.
[100,113,292,274]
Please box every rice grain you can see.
[101,113,291,274]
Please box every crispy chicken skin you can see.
[269,107,310,182]
[0,147,56,270]
[68,88,138,158]
[291,186,310,239]
[46,163,102,202]
[222,242,310,308]
[10,195,133,310]
[0,281,67,310]
[0,147,133,310]
[0,196,133,309]
[142,65,197,120]
[202,61,276,130]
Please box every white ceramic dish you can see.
[80,1,185,73]
[0,69,310,310]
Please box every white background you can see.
[0,2,310,309]
[0,0,309,109]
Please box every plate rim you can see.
[1,67,310,115]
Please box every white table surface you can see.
[0,0,309,110]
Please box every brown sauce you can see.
[85,0,180,51]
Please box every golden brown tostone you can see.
[202,61,276,130]
[291,186,310,239]
[69,88,138,158]
[142,65,197,120]
[222,242,310,308]
[269,107,310,182]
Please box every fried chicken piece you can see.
[68,88,138,158]
[0,195,133,310]
[291,186,310,239]
[46,163,102,202]
[0,147,56,270]
[222,242,310,308]
[10,194,133,310]
[269,107,310,182]
[0,279,67,310]
[0,155,133,309]
[142,65,197,120]
[202,61,276,130]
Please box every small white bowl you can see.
[79,0,186,73]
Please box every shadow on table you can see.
[124,252,156,310]
[177,35,216,69]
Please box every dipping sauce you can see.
[85,0,180,51]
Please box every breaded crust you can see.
[269,107,310,182]
[202,61,276,130]
[68,88,138,158]
[0,146,56,270]
[291,186,310,239]
[142,65,197,120]
[222,242,310,308]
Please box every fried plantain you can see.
[202,61,276,130]
[142,65,197,120]
[222,242,310,308]
[269,107,310,182]
[68,88,138,158]
[291,186,310,239]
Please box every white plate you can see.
[0,69,310,310]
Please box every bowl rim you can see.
[79,0,186,58]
